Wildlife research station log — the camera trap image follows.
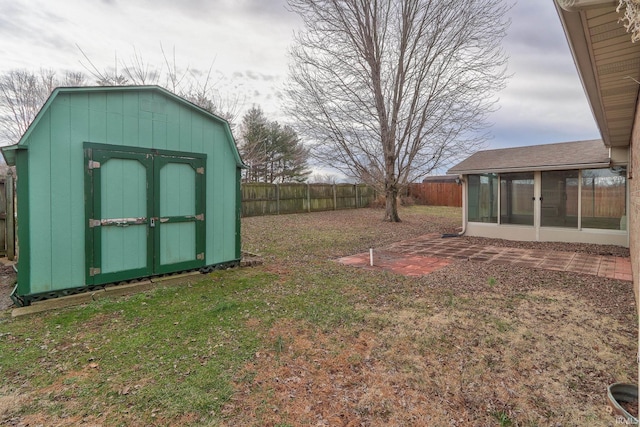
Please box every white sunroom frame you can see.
[460,167,629,247]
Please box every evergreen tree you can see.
[239,106,310,183]
[239,106,270,182]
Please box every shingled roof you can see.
[448,139,610,175]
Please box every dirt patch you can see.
[225,279,635,425]
[0,262,16,310]
[223,320,382,426]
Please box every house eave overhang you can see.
[449,161,611,175]
[556,0,617,12]
[555,1,640,149]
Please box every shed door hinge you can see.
[197,253,205,260]
[196,167,205,175]
[88,160,101,170]
[89,267,101,276]
[89,219,101,228]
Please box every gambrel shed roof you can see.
[1,85,244,167]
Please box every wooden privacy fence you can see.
[408,182,462,207]
[0,172,15,260]
[242,183,376,217]
[581,187,626,217]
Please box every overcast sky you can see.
[0,0,600,154]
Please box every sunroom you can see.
[448,139,629,247]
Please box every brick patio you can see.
[337,233,632,281]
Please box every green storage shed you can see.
[1,86,244,306]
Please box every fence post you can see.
[355,184,358,208]
[307,183,311,212]
[275,183,280,215]
[6,170,14,261]
[333,184,337,210]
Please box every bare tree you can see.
[0,45,243,148]
[308,172,340,184]
[0,69,86,146]
[78,45,243,126]
[0,70,48,145]
[179,66,243,126]
[78,46,130,86]
[62,71,87,87]
[122,47,161,85]
[286,0,510,221]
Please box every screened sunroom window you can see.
[581,167,627,230]
[541,170,578,228]
[468,174,497,223]
[500,172,534,225]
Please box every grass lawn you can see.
[0,206,636,426]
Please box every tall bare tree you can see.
[286,0,511,221]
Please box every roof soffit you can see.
[557,2,640,148]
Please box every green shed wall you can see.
[17,88,240,297]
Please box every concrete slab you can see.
[338,234,632,282]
